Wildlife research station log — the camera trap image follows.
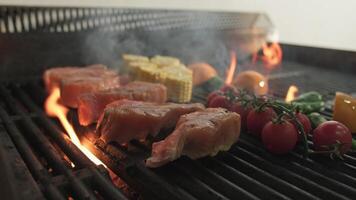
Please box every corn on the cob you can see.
[123,54,192,102]
[121,54,150,74]
[122,54,149,64]
[150,55,180,68]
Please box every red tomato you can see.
[231,102,251,130]
[208,95,231,109]
[207,90,222,105]
[220,85,236,93]
[247,107,276,137]
[262,121,298,154]
[295,113,312,134]
[286,113,312,140]
[313,121,352,155]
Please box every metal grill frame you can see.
[0,5,356,200]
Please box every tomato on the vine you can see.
[286,112,312,140]
[208,95,232,110]
[231,102,251,130]
[207,90,222,105]
[247,107,276,137]
[294,113,312,135]
[220,85,236,93]
[261,121,298,154]
[313,121,352,155]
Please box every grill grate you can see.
[0,83,127,200]
[1,62,355,200]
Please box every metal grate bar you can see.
[174,158,260,200]
[199,157,291,200]
[240,134,356,182]
[156,164,230,200]
[10,84,128,200]
[104,141,201,200]
[0,85,98,200]
[237,138,356,197]
[0,107,65,200]
[216,152,319,199]
[129,137,260,200]
[231,146,350,200]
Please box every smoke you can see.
[82,29,231,76]
[81,10,271,76]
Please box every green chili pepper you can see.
[293,101,325,114]
[308,112,327,129]
[192,76,224,103]
[352,139,356,151]
[293,91,323,103]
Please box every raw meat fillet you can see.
[78,81,167,126]
[43,64,114,92]
[96,100,205,144]
[146,108,241,168]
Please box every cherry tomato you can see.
[286,112,312,140]
[261,121,298,154]
[247,107,276,137]
[208,95,231,109]
[207,90,222,105]
[220,85,236,93]
[313,121,352,155]
[231,102,251,130]
[294,113,312,135]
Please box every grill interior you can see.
[1,64,356,199]
[1,5,356,200]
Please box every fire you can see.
[261,42,283,69]
[285,85,299,103]
[45,88,105,167]
[225,51,237,85]
[252,42,283,70]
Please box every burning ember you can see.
[261,42,283,69]
[252,42,283,70]
[225,51,237,85]
[45,88,105,167]
[285,85,299,102]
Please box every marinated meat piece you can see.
[60,75,120,108]
[146,108,241,168]
[43,64,116,92]
[78,81,167,126]
[96,100,204,144]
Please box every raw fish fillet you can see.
[60,75,120,108]
[146,108,241,168]
[43,64,113,92]
[78,81,167,126]
[96,100,204,144]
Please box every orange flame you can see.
[45,88,105,167]
[261,42,283,69]
[225,51,237,85]
[285,85,299,103]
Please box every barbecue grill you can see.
[1,6,356,200]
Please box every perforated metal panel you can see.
[0,6,273,81]
[0,7,269,33]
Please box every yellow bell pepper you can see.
[333,92,356,133]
